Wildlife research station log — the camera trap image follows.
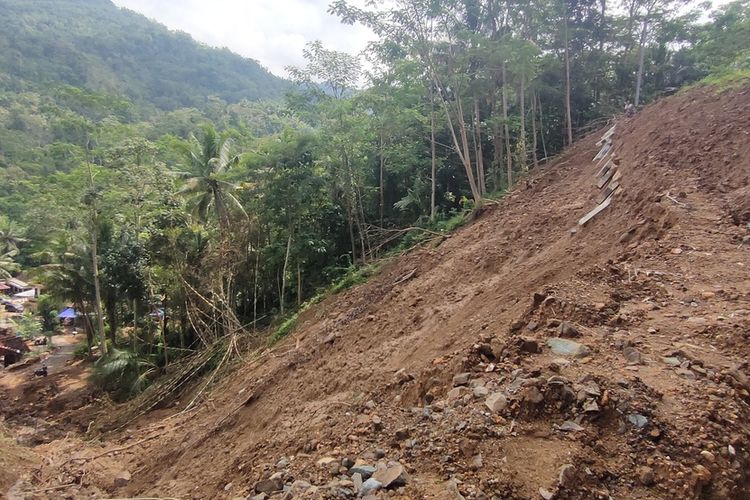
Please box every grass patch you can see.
[268,311,300,345]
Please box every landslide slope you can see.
[20,85,750,499]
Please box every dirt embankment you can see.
[6,84,750,499]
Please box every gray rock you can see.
[255,476,284,494]
[342,457,355,469]
[352,473,363,493]
[662,357,681,366]
[453,372,471,386]
[372,463,407,489]
[360,478,383,495]
[473,385,489,398]
[276,457,290,468]
[558,421,585,432]
[485,392,508,413]
[558,322,580,338]
[520,338,541,353]
[546,338,591,358]
[539,487,555,499]
[248,494,268,500]
[350,465,376,480]
[623,347,642,364]
[627,414,648,428]
[113,470,131,488]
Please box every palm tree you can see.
[0,249,20,279]
[175,125,246,229]
[0,222,26,253]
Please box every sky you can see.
[111,0,375,78]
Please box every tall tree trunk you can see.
[162,295,168,370]
[280,227,293,316]
[502,63,513,188]
[297,260,302,307]
[430,69,482,205]
[491,95,502,192]
[252,234,260,333]
[563,1,574,146]
[473,98,486,195]
[519,72,527,170]
[379,130,385,227]
[90,216,107,355]
[531,91,539,169]
[634,18,649,107]
[430,86,437,220]
[538,93,549,162]
[132,298,138,351]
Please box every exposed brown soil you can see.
[3,84,750,499]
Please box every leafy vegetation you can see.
[1,0,748,399]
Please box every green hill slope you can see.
[0,0,288,110]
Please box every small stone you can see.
[701,291,715,300]
[113,470,131,488]
[372,463,407,488]
[623,347,642,364]
[558,322,580,338]
[558,464,576,487]
[360,478,383,495]
[693,464,712,483]
[527,321,539,331]
[662,357,681,366]
[317,456,338,467]
[539,487,555,499]
[638,466,655,486]
[394,427,410,440]
[453,373,471,386]
[485,392,508,413]
[342,457,355,469]
[583,400,599,413]
[648,327,658,334]
[671,247,683,254]
[224,482,233,491]
[395,368,414,384]
[594,302,607,311]
[352,473,363,492]
[276,457,290,468]
[676,368,697,380]
[350,465,376,480]
[700,450,715,463]
[473,385,489,398]
[547,338,591,358]
[248,494,267,500]
[558,421,584,432]
[255,476,284,494]
[373,448,386,459]
[371,415,383,431]
[627,414,648,429]
[471,453,483,470]
[519,338,541,353]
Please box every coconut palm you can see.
[0,249,20,279]
[175,125,246,229]
[0,222,26,253]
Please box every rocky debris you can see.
[558,464,576,488]
[254,473,284,495]
[113,470,131,489]
[627,414,648,429]
[485,392,508,413]
[546,338,591,358]
[360,477,382,495]
[558,421,585,432]
[638,466,655,486]
[519,337,541,353]
[372,462,408,489]
[453,373,471,386]
[558,321,580,338]
[394,368,414,385]
[350,464,376,480]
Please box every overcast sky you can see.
[111,0,375,77]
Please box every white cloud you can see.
[111,0,375,78]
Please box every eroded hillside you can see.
[6,84,750,499]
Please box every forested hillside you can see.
[0,0,287,110]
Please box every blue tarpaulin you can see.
[57,307,78,319]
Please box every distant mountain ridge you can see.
[0,0,289,111]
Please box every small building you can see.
[5,278,32,295]
[0,328,30,367]
[0,282,9,295]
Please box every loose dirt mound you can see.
[11,85,750,499]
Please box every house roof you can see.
[5,278,29,289]
[0,283,9,290]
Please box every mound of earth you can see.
[7,84,750,499]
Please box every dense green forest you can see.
[0,0,287,110]
[1,0,748,398]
